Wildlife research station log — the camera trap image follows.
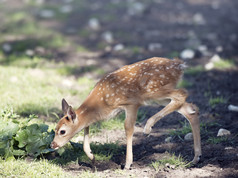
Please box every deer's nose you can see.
[50,141,59,149]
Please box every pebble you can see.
[60,5,73,14]
[205,54,221,70]
[184,132,193,141]
[228,105,238,112]
[2,43,12,53]
[102,31,114,43]
[165,137,172,143]
[25,49,34,57]
[217,128,231,137]
[113,44,124,51]
[128,2,145,16]
[180,49,195,60]
[193,13,206,25]
[40,9,55,18]
[148,43,162,52]
[88,18,100,30]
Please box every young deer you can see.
[51,57,201,169]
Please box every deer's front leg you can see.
[83,126,95,163]
[124,105,139,169]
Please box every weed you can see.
[177,79,193,88]
[213,59,235,69]
[151,153,190,171]
[185,65,204,75]
[207,136,228,144]
[209,96,226,108]
[169,121,191,140]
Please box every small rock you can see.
[40,9,55,18]
[193,13,206,25]
[88,18,100,30]
[165,137,172,143]
[180,49,195,60]
[102,31,114,43]
[217,128,231,137]
[2,43,12,53]
[205,62,214,70]
[210,54,221,62]
[148,43,162,52]
[128,2,145,16]
[60,5,73,14]
[216,46,223,53]
[184,132,193,141]
[228,105,238,112]
[205,54,221,70]
[25,49,34,57]
[113,44,124,51]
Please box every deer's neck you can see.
[75,93,113,128]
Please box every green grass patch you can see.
[207,136,228,144]
[177,79,193,88]
[0,158,73,178]
[185,65,204,75]
[209,96,226,108]
[151,153,190,171]
[213,59,235,69]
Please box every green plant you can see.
[185,65,204,75]
[151,153,190,171]
[177,79,193,88]
[213,59,235,69]
[0,108,54,159]
[169,121,192,140]
[207,136,228,144]
[209,96,226,108]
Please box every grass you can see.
[207,136,228,144]
[209,96,226,108]
[151,153,190,171]
[0,158,73,177]
[213,59,235,69]
[177,79,193,88]
[184,65,204,75]
[169,121,192,140]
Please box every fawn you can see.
[51,57,201,169]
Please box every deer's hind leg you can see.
[143,89,188,134]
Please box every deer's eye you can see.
[60,130,66,135]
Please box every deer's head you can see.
[51,99,79,149]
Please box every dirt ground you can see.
[2,0,238,177]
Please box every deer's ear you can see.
[67,106,76,122]
[62,98,69,115]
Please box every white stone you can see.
[210,54,221,63]
[60,5,73,14]
[102,31,114,43]
[217,128,231,137]
[88,18,100,30]
[148,43,162,51]
[128,2,145,16]
[113,44,124,51]
[40,9,55,18]
[2,43,12,53]
[184,132,193,141]
[180,49,195,60]
[205,62,214,70]
[228,105,238,112]
[193,13,206,25]
[25,49,34,56]
[165,137,172,143]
